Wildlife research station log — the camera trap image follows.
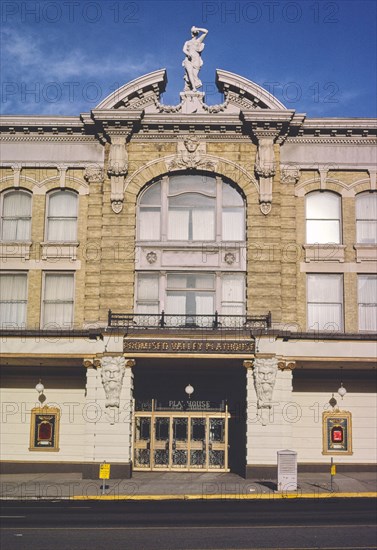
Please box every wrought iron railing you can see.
[108,310,271,330]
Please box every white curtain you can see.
[165,294,186,314]
[306,220,340,244]
[222,210,244,241]
[195,294,214,315]
[192,209,215,240]
[307,274,343,331]
[137,274,159,300]
[358,275,377,331]
[168,210,189,240]
[222,274,244,302]
[0,274,27,327]
[306,192,341,244]
[356,193,377,219]
[2,192,31,241]
[47,192,77,241]
[43,274,74,328]
[221,274,245,322]
[139,209,160,240]
[356,194,377,244]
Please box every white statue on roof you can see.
[182,26,208,92]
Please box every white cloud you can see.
[1,27,162,114]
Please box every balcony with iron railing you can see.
[108,310,271,333]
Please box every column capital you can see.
[277,360,296,371]
[83,358,101,369]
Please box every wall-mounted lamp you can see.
[185,384,194,399]
[35,379,46,404]
[338,381,347,399]
[337,367,347,400]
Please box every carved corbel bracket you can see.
[84,164,104,184]
[11,164,22,187]
[57,164,69,188]
[281,165,300,185]
[107,135,128,214]
[253,132,279,215]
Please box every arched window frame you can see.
[45,189,78,242]
[0,189,32,242]
[305,191,342,244]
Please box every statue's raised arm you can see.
[182,26,209,92]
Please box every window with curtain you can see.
[358,275,377,331]
[221,273,245,316]
[166,273,215,318]
[307,274,343,331]
[138,174,245,243]
[139,181,161,240]
[1,190,32,241]
[306,191,341,244]
[0,273,27,328]
[356,192,377,244]
[42,273,74,328]
[46,190,78,242]
[136,273,160,314]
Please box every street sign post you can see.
[99,461,110,495]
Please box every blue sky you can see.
[1,0,376,117]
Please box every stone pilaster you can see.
[244,358,296,477]
[82,357,135,478]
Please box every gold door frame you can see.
[133,403,230,472]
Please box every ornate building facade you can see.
[0,64,376,478]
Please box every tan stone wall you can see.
[1,144,373,333]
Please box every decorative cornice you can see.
[285,137,377,145]
[0,135,96,143]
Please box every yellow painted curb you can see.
[71,492,377,501]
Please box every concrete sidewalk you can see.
[1,471,376,500]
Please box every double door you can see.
[134,410,229,472]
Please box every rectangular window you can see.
[166,273,215,321]
[136,273,159,314]
[358,275,377,331]
[0,273,27,328]
[307,274,343,331]
[42,273,74,328]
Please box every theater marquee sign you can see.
[123,338,255,354]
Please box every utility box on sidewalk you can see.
[277,450,297,491]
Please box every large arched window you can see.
[356,192,377,244]
[306,191,341,244]
[1,190,32,241]
[138,174,245,242]
[136,174,246,319]
[46,190,78,242]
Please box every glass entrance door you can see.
[134,408,230,472]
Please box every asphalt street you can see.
[1,498,376,549]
